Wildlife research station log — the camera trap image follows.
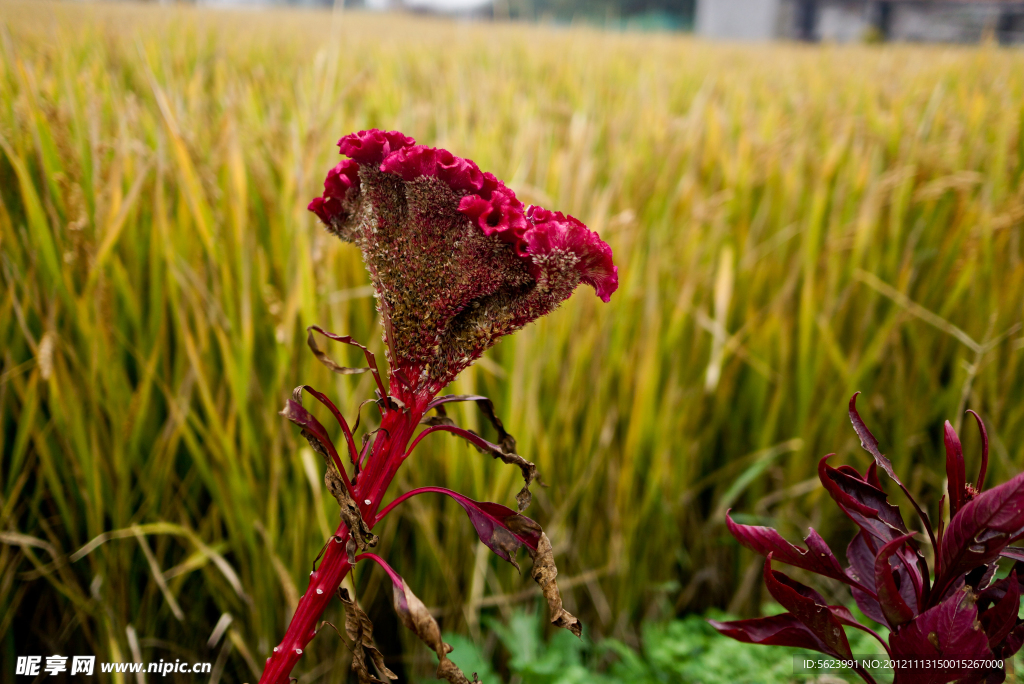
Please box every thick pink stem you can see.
[259,384,429,683]
[259,522,352,684]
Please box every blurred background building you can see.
[695,0,1024,43]
[188,0,1024,43]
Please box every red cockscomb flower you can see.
[262,130,616,684]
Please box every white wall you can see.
[890,2,1002,43]
[696,0,783,40]
[818,1,870,41]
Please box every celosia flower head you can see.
[309,129,618,394]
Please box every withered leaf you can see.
[427,395,518,454]
[324,467,378,564]
[528,533,582,637]
[415,487,543,573]
[392,578,478,683]
[424,422,538,513]
[339,588,397,683]
[306,326,387,399]
[424,396,535,511]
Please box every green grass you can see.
[2,1,1024,681]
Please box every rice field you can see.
[2,1,1024,681]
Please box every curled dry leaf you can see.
[392,578,478,683]
[423,397,534,511]
[323,468,378,564]
[402,487,544,573]
[339,588,398,684]
[528,533,583,637]
[427,422,538,512]
[306,325,387,398]
[427,395,518,453]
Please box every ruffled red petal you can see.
[458,188,528,254]
[323,159,360,199]
[524,206,619,302]
[337,129,416,165]
[379,144,486,194]
[308,196,345,226]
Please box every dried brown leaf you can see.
[323,467,378,564]
[339,588,398,683]
[392,578,479,683]
[306,326,387,398]
[528,533,583,637]
[423,402,538,512]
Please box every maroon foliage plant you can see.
[711,393,1024,684]
[259,130,617,684]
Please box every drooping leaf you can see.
[888,586,993,684]
[392,577,479,684]
[295,385,360,466]
[338,588,398,683]
[306,326,387,399]
[388,487,542,571]
[426,394,519,455]
[281,398,348,480]
[528,532,583,637]
[724,511,866,590]
[282,398,376,560]
[410,424,538,512]
[945,421,966,518]
[358,554,479,684]
[936,471,1024,602]
[323,468,378,563]
[873,534,917,629]
[762,555,853,658]
[708,613,844,656]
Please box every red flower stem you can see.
[259,389,429,684]
[258,522,352,684]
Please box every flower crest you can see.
[308,129,618,393]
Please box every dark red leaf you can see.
[818,456,908,546]
[725,512,869,592]
[936,471,1024,603]
[889,586,993,684]
[708,613,838,655]
[381,486,541,571]
[945,421,966,518]
[849,392,900,484]
[966,410,989,492]
[763,555,852,658]
[1000,547,1024,563]
[998,623,1024,659]
[846,532,887,625]
[866,462,883,490]
[405,424,537,512]
[873,534,917,629]
[296,385,360,466]
[848,393,937,553]
[356,554,477,684]
[280,398,352,493]
[979,571,1020,649]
